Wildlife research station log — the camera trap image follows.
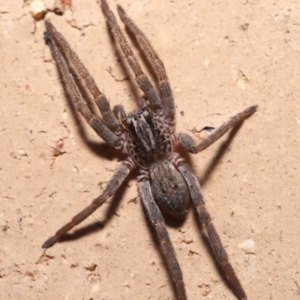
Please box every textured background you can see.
[1,0,299,299]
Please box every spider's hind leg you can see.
[138,177,187,300]
[177,161,248,300]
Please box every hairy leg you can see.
[177,160,247,300]
[43,158,134,248]
[45,20,121,133]
[117,5,175,122]
[44,20,123,148]
[101,0,163,115]
[178,105,257,154]
[138,177,186,300]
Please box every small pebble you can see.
[239,239,256,254]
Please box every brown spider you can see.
[43,1,257,299]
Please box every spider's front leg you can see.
[43,158,134,248]
[178,105,257,154]
[101,0,163,115]
[116,3,175,122]
[138,176,187,300]
[177,161,247,300]
[44,20,123,147]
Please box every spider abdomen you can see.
[149,160,189,219]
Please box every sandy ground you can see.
[1,0,300,299]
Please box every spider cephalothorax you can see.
[126,109,173,167]
[43,1,257,299]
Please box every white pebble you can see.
[238,239,256,254]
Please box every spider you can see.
[43,1,257,299]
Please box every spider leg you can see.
[177,161,247,300]
[138,178,186,300]
[117,5,175,123]
[100,0,163,115]
[178,105,257,154]
[44,20,122,147]
[45,20,121,133]
[43,158,134,249]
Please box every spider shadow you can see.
[199,121,243,186]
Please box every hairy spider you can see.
[43,1,257,299]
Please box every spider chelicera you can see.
[43,1,257,299]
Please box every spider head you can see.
[126,110,172,167]
[127,110,155,153]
